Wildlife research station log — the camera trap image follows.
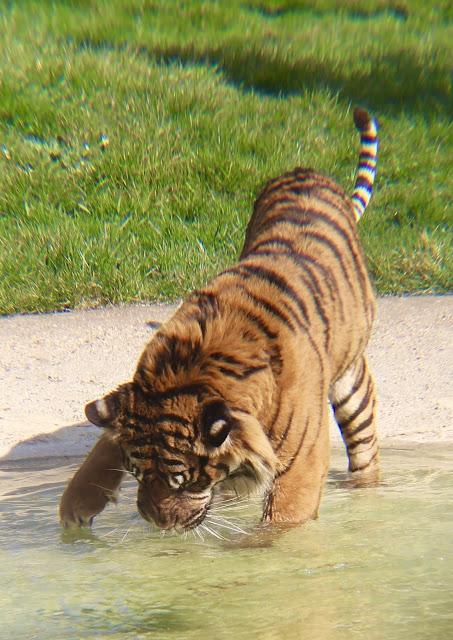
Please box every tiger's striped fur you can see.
[352,107,379,220]
[60,107,379,530]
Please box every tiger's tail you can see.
[351,107,379,222]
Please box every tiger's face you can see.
[85,385,277,531]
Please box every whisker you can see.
[206,516,249,536]
[212,501,252,511]
[121,526,131,543]
[210,504,253,516]
[214,495,250,505]
[214,495,256,506]
[202,524,226,541]
[89,482,115,493]
[194,526,205,542]
[206,514,243,527]
[98,526,121,539]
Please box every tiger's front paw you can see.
[59,434,125,528]
[59,479,121,528]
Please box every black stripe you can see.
[294,251,341,312]
[128,431,188,448]
[301,230,355,287]
[234,301,279,340]
[218,364,267,380]
[151,336,171,378]
[282,208,360,269]
[334,361,366,410]
[260,195,299,216]
[359,151,377,161]
[310,191,356,230]
[352,449,379,471]
[276,417,309,478]
[240,263,309,324]
[127,413,193,440]
[210,353,268,379]
[147,383,204,402]
[125,417,146,433]
[257,175,301,200]
[160,458,186,467]
[249,249,329,340]
[255,211,363,293]
[245,237,345,316]
[340,380,373,431]
[355,177,373,191]
[275,409,295,452]
[267,391,282,439]
[266,343,283,377]
[352,193,367,208]
[258,211,310,235]
[246,237,296,256]
[134,364,155,394]
[361,134,377,144]
[193,291,219,338]
[129,448,152,459]
[348,434,375,452]
[289,180,345,200]
[257,243,338,304]
[209,352,243,367]
[236,283,297,333]
[129,437,188,457]
[348,411,375,438]
[358,160,376,172]
[297,271,329,347]
[152,413,191,427]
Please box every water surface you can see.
[0,447,452,640]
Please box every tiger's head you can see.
[85,306,278,530]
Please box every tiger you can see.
[60,107,379,531]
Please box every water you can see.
[0,447,452,640]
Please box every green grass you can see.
[0,0,452,314]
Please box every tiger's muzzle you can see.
[137,476,211,531]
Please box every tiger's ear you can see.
[201,400,237,448]
[85,392,120,429]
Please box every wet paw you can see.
[59,482,119,528]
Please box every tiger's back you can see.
[235,165,375,380]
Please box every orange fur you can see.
[60,109,379,531]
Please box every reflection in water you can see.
[0,447,452,640]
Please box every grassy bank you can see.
[0,0,452,314]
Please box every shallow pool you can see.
[0,446,452,640]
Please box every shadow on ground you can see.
[74,35,452,117]
[0,422,98,463]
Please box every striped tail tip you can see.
[352,107,379,222]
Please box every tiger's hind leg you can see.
[330,356,379,481]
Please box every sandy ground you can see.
[0,296,452,461]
